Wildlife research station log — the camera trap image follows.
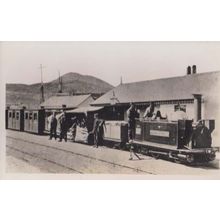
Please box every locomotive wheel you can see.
[186,154,194,164]
[205,152,216,162]
[136,146,142,154]
[144,148,149,155]
[150,152,160,159]
[174,159,181,164]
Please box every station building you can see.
[92,70,220,146]
[40,93,96,131]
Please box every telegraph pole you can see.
[58,70,63,93]
[39,64,46,103]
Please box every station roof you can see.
[92,71,220,106]
[40,94,93,109]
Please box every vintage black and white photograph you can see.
[1,41,220,176]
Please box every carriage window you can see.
[34,113,38,120]
[9,112,12,118]
[12,112,15,118]
[29,113,33,120]
[25,112,28,119]
[16,112,19,120]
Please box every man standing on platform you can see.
[59,111,68,142]
[127,103,139,140]
[127,103,141,160]
[49,112,57,140]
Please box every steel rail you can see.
[7,144,83,174]
[6,136,155,175]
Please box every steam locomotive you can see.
[103,119,218,164]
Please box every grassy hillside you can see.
[6,72,113,108]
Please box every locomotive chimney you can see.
[187,66,191,75]
[193,94,202,122]
[192,65,197,74]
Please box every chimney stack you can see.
[187,66,191,75]
[192,65,197,74]
[193,94,202,122]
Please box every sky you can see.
[1,41,220,86]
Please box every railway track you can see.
[6,136,155,174]
[6,145,83,173]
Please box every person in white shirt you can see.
[171,104,188,121]
[143,102,155,119]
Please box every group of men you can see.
[49,111,105,148]
[49,111,68,142]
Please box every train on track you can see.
[5,107,218,165]
[102,119,218,164]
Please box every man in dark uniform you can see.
[49,112,57,140]
[127,103,139,140]
[59,111,68,142]
[90,114,100,147]
[89,114,105,148]
[127,103,142,160]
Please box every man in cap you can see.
[49,112,57,140]
[59,111,68,142]
[127,103,139,140]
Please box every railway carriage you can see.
[103,121,128,147]
[7,108,24,131]
[24,109,45,134]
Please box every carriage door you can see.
[12,111,16,129]
[33,111,38,133]
[29,112,33,131]
[24,111,29,131]
[15,111,20,130]
[8,111,12,129]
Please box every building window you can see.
[12,112,15,118]
[25,112,28,119]
[29,113,33,120]
[136,99,194,107]
[174,104,186,112]
[9,112,12,118]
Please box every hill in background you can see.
[6,72,113,108]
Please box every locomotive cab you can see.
[190,120,214,149]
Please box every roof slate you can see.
[92,71,220,105]
[40,94,92,108]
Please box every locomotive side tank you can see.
[133,119,217,163]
